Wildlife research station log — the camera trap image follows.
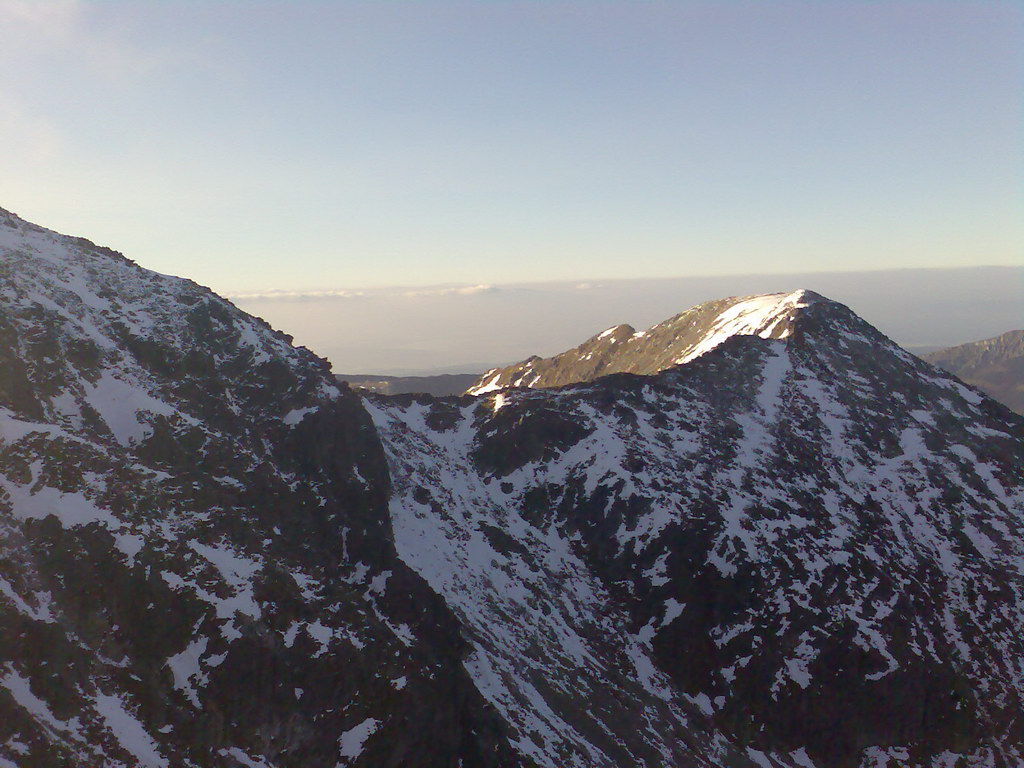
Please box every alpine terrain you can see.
[0,207,524,767]
[1,207,1023,767]
[925,330,1024,415]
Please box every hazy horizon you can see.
[232,265,1024,375]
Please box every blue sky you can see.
[1,1,1021,296]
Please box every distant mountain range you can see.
[1,206,1022,767]
[234,265,1024,378]
[336,372,479,397]
[924,330,1024,415]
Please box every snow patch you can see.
[337,717,380,763]
[94,692,168,768]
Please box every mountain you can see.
[924,331,1024,414]
[2,206,1023,767]
[375,293,1024,766]
[0,207,524,767]
[466,290,824,395]
[337,372,480,397]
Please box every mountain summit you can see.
[467,289,831,394]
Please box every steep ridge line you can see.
[466,289,827,395]
[925,330,1024,414]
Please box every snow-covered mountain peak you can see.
[466,288,844,395]
[669,288,828,365]
[594,323,636,342]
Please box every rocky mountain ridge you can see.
[1,207,1022,767]
[925,330,1024,414]
[466,289,825,395]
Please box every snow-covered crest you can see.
[671,289,823,364]
[466,289,832,395]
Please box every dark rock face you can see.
[925,330,1024,414]
[373,298,1024,767]
[0,207,522,767]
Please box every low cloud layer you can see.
[227,284,502,302]
[228,288,367,302]
[400,284,499,298]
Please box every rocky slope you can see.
[925,330,1024,414]
[0,207,528,767]
[375,294,1024,767]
